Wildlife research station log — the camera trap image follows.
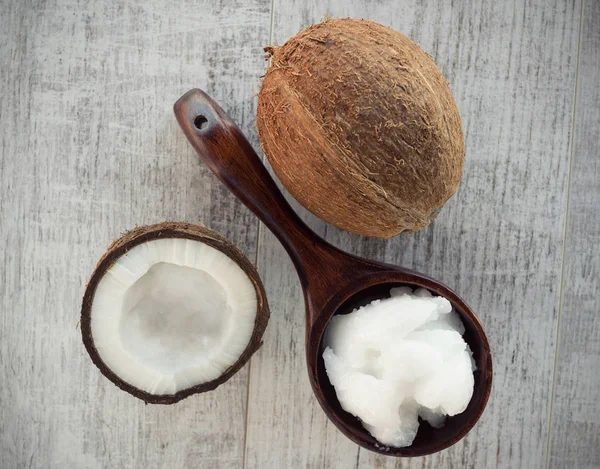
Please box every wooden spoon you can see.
[174,89,492,457]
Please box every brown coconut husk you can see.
[257,18,464,238]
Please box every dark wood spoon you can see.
[174,89,492,457]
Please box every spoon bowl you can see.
[174,89,492,457]
[308,276,492,457]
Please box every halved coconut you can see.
[81,222,269,404]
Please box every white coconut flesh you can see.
[90,238,258,395]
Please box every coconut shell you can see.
[81,222,270,404]
[257,18,464,238]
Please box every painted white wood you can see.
[245,1,582,468]
[0,0,270,468]
[549,1,600,467]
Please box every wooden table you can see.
[1,1,598,468]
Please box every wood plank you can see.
[0,0,270,468]
[548,1,600,467]
[244,0,581,468]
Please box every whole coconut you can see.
[257,18,464,238]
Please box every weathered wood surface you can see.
[247,1,584,469]
[0,0,270,468]
[548,1,600,468]
[0,0,596,468]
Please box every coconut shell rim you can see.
[80,222,270,404]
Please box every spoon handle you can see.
[174,89,323,269]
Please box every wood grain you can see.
[245,0,582,468]
[0,0,270,468]
[548,1,600,467]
